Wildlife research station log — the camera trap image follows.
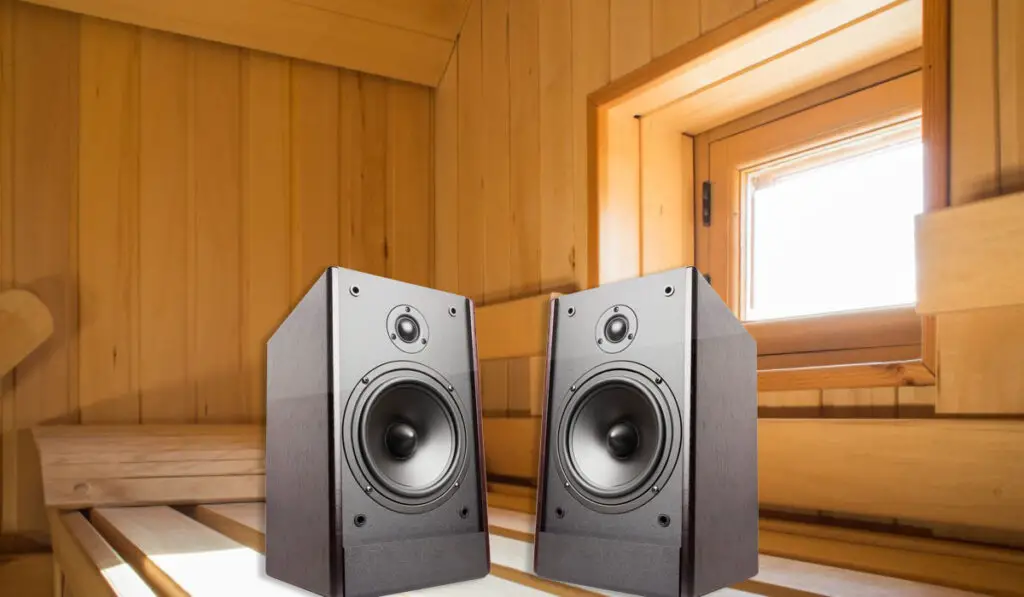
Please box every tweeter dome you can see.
[534,267,758,597]
[266,267,489,597]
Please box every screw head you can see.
[390,333,397,340]
[365,485,372,493]
[454,481,460,488]
[362,377,369,384]
[405,306,411,313]
[570,385,577,392]
[597,338,603,345]
[349,285,361,297]
[421,338,427,345]
[652,486,660,494]
[564,482,570,488]
[627,333,634,340]
[613,306,619,313]
[655,377,662,384]
[447,384,454,392]
[567,306,576,317]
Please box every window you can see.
[743,120,924,321]
[698,72,927,368]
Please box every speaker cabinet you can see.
[534,267,757,597]
[266,267,489,597]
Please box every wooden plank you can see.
[355,75,389,277]
[949,0,999,205]
[748,308,922,356]
[610,0,652,79]
[386,82,432,287]
[475,294,555,360]
[652,0,700,57]
[510,0,541,300]
[822,387,898,418]
[193,502,265,553]
[48,510,155,596]
[640,116,691,275]
[760,419,1024,533]
[0,290,53,378]
[997,0,1024,192]
[78,18,140,424]
[280,0,469,41]
[598,109,641,284]
[138,29,191,424]
[457,0,484,301]
[508,356,545,416]
[34,425,265,507]
[482,418,541,481]
[481,360,509,416]
[290,61,339,297]
[337,70,359,272]
[91,506,296,596]
[20,0,451,87]
[897,385,936,417]
[571,0,610,291]
[482,0,511,305]
[0,0,12,535]
[758,390,821,418]
[701,0,755,33]
[937,304,1024,414]
[241,51,290,423]
[11,1,79,535]
[923,0,950,212]
[433,50,459,294]
[539,0,575,293]
[758,361,934,391]
[757,345,922,370]
[192,40,244,423]
[916,191,1024,314]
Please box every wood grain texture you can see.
[78,18,140,424]
[748,308,922,356]
[19,0,452,87]
[482,417,541,481]
[386,83,433,287]
[610,0,652,79]
[758,361,934,391]
[823,387,897,418]
[0,0,12,535]
[701,0,755,33]
[949,0,999,205]
[916,191,1024,314]
[433,50,459,294]
[0,290,54,379]
[653,0,700,57]
[475,294,556,360]
[510,0,541,300]
[937,305,1024,414]
[48,509,155,597]
[640,116,691,275]
[997,0,1024,193]
[922,0,949,212]
[458,0,485,302]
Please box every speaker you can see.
[266,267,489,597]
[534,267,758,597]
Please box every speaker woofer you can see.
[345,365,468,513]
[556,365,680,513]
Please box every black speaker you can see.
[534,267,758,597]
[266,267,489,597]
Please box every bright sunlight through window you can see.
[743,122,923,322]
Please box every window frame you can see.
[696,71,929,369]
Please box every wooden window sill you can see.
[757,359,935,392]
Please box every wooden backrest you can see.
[33,425,264,509]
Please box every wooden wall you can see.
[0,0,433,535]
[942,0,1024,413]
[435,0,763,417]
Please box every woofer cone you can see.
[556,364,680,513]
[345,365,468,513]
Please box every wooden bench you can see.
[34,425,1023,596]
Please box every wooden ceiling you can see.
[19,0,471,86]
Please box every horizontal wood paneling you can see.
[0,3,433,533]
[20,0,454,86]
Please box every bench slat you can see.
[49,510,155,597]
[91,506,306,596]
[484,508,983,597]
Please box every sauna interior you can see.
[0,0,1023,594]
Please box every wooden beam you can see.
[916,191,1024,314]
[475,294,557,360]
[757,360,935,391]
[19,0,452,87]
[47,510,155,597]
[485,418,1024,534]
[747,307,921,356]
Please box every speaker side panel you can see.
[691,275,759,596]
[266,271,335,597]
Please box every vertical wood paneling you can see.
[0,0,13,531]
[290,62,340,295]
[386,83,433,287]
[652,0,700,57]
[997,0,1024,191]
[138,30,191,424]
[192,41,243,423]
[509,0,541,299]
[539,0,574,293]
[610,0,652,79]
[458,0,485,302]
[640,116,691,275]
[357,75,389,277]
[78,18,140,424]
[433,52,459,294]
[481,0,510,416]
[600,111,641,284]
[338,70,361,271]
[938,306,1024,414]
[949,0,999,204]
[241,52,290,422]
[11,1,79,534]
[700,0,754,33]
[571,0,610,291]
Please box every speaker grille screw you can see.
[354,514,367,527]
[390,333,397,340]
[655,377,662,384]
[421,338,427,345]
[567,306,575,317]
[405,306,411,313]
[597,338,603,345]
[364,485,372,493]
[350,285,361,297]
[454,481,460,488]
[362,377,369,384]
[570,385,577,392]
[449,306,457,317]
[459,507,469,519]
[613,306,619,313]
[447,384,454,392]
[555,507,565,519]
[652,486,660,493]
[627,333,634,340]
[663,285,674,297]
[658,514,670,527]
[564,482,570,488]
